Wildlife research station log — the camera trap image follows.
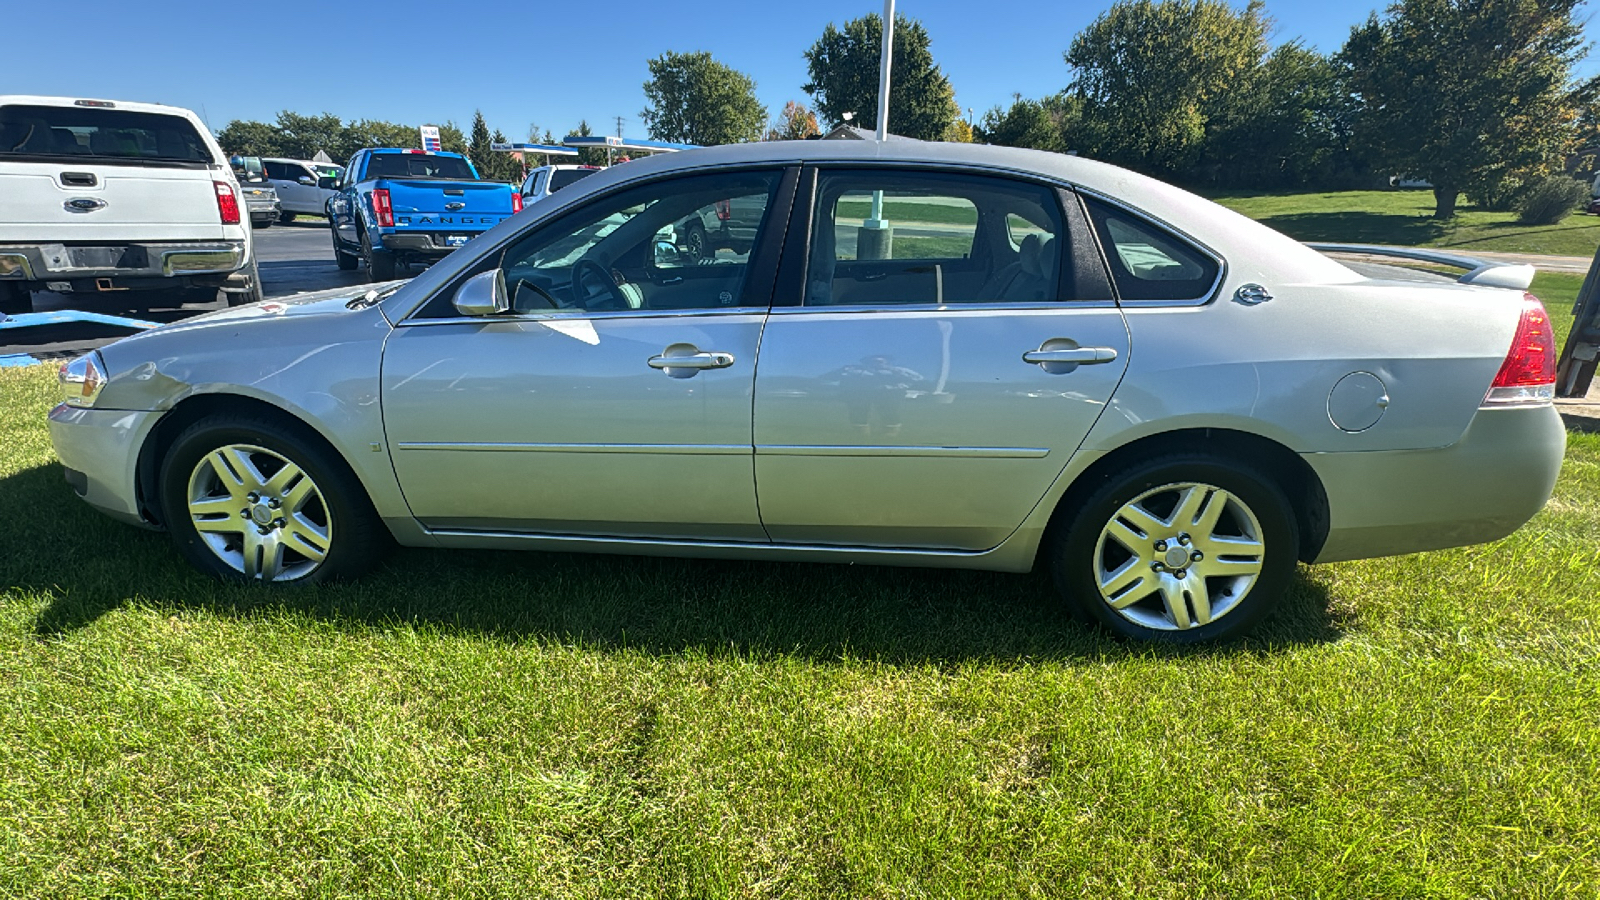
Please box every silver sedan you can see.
[47,141,1566,642]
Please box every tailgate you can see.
[384,179,515,230]
[0,161,229,242]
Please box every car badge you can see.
[1234,283,1273,305]
[63,197,107,213]
[445,202,466,211]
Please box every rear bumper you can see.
[0,241,248,284]
[377,231,479,256]
[1307,404,1566,563]
[47,404,164,529]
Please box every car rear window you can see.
[0,104,213,163]
[549,168,598,192]
[365,153,477,180]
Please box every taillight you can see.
[1483,293,1557,406]
[715,199,732,221]
[512,192,523,214]
[372,189,394,228]
[214,181,240,225]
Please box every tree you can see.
[439,122,468,155]
[1341,0,1586,218]
[467,110,495,178]
[343,119,420,159]
[766,100,821,141]
[641,50,767,146]
[1065,0,1268,176]
[1198,43,1358,189]
[803,12,957,141]
[273,112,345,160]
[216,119,282,157]
[976,94,1067,152]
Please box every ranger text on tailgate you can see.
[327,148,521,282]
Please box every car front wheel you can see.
[1051,454,1298,643]
[159,415,385,584]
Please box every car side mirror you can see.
[298,176,316,185]
[317,176,339,190]
[653,239,683,267]
[452,269,509,317]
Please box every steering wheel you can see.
[571,258,631,310]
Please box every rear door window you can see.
[0,104,212,163]
[549,168,597,192]
[1083,197,1220,302]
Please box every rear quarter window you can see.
[0,104,213,163]
[1084,197,1220,302]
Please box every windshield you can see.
[549,168,598,192]
[231,156,267,182]
[365,153,477,180]
[0,104,212,162]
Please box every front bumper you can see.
[48,404,164,528]
[1,241,248,284]
[1307,403,1566,563]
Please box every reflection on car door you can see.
[380,167,794,541]
[752,168,1131,551]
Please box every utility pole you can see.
[860,0,896,260]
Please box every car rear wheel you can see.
[0,282,31,315]
[682,221,708,263]
[1051,454,1297,643]
[159,415,386,584]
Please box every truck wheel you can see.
[254,217,273,229]
[279,210,296,225]
[0,282,31,315]
[362,232,397,282]
[227,260,264,307]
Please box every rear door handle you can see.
[1022,347,1119,366]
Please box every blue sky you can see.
[7,0,1596,143]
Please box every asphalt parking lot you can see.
[3,219,378,361]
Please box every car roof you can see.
[366,148,465,158]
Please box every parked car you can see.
[0,95,262,314]
[673,194,766,263]
[262,157,343,224]
[230,157,280,229]
[47,141,1564,643]
[327,148,521,281]
[519,164,602,205]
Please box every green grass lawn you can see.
[2,363,1598,898]
[1210,189,1600,259]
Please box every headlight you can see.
[59,352,108,408]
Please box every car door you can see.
[328,152,362,246]
[752,167,1131,551]
[265,160,310,215]
[381,167,795,540]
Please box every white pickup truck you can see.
[0,95,261,315]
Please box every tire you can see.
[361,231,397,282]
[683,221,708,263]
[0,281,31,315]
[159,414,387,584]
[1050,453,1298,643]
[253,217,273,229]
[226,260,263,307]
[333,228,358,270]
[279,210,296,225]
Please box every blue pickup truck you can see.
[327,148,521,281]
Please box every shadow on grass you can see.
[1252,211,1446,246]
[3,463,1346,666]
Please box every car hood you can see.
[125,281,406,338]
[94,282,404,411]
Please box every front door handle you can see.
[648,343,736,378]
[1022,347,1119,366]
